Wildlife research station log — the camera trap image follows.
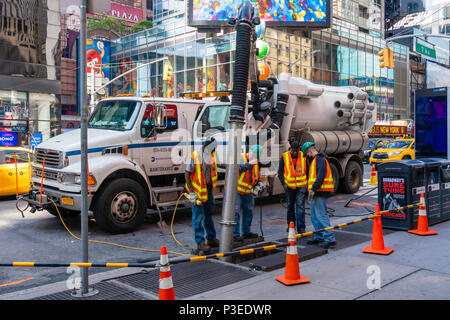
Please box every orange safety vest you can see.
[237,153,259,195]
[307,156,334,192]
[186,150,218,202]
[283,151,307,189]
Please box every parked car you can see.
[0,147,32,196]
[362,139,391,163]
[369,138,415,164]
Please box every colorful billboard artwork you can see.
[189,0,329,27]
[86,39,111,96]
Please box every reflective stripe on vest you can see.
[185,150,218,202]
[237,153,259,194]
[283,151,307,189]
[307,156,334,192]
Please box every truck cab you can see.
[27,95,227,233]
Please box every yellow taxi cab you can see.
[0,147,32,196]
[369,138,415,164]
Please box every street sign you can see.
[414,38,436,59]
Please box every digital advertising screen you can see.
[415,87,449,159]
[188,0,331,28]
[0,132,19,147]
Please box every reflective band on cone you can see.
[363,204,393,255]
[408,194,438,236]
[275,222,310,286]
[159,245,175,300]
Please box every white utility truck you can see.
[24,73,376,234]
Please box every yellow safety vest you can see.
[186,150,218,202]
[283,151,307,189]
[237,153,259,195]
[307,156,334,192]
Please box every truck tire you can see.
[93,178,147,234]
[47,206,80,218]
[329,162,340,194]
[341,161,362,194]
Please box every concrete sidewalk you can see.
[189,220,450,300]
[1,219,449,300]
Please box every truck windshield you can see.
[200,105,230,133]
[89,100,141,131]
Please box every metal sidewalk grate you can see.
[33,281,149,300]
[113,260,259,299]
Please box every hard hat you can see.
[290,141,301,150]
[301,142,315,154]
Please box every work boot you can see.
[243,232,259,239]
[307,239,322,245]
[197,242,211,253]
[319,241,336,249]
[207,238,220,248]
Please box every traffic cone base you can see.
[275,274,310,286]
[408,229,438,236]
[362,245,394,255]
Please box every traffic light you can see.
[378,47,394,69]
[163,62,173,81]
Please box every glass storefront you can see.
[110,1,409,119]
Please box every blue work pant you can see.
[310,196,336,243]
[234,193,254,238]
[192,185,217,245]
[286,187,306,233]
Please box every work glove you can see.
[308,190,315,202]
[189,192,198,204]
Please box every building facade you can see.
[109,0,410,120]
[0,0,62,145]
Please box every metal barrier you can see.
[0,203,421,269]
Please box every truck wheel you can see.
[94,178,147,234]
[47,206,80,218]
[342,161,362,194]
[329,162,340,194]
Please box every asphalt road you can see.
[0,164,375,295]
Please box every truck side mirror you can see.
[153,103,167,129]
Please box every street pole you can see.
[73,0,97,298]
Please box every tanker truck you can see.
[194,72,377,196]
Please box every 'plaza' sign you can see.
[110,3,143,22]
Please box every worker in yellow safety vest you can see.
[301,142,337,249]
[233,144,261,242]
[277,141,308,234]
[185,137,220,253]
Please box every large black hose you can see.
[269,93,289,129]
[230,21,253,122]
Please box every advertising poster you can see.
[381,177,407,220]
[189,0,329,27]
[86,39,111,97]
[0,132,19,147]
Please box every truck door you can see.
[138,103,182,176]
[192,104,232,165]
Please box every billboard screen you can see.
[0,132,19,147]
[188,0,331,28]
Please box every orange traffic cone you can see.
[159,245,175,300]
[408,194,438,236]
[275,222,310,286]
[362,204,394,255]
[369,165,377,185]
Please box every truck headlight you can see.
[74,174,96,186]
[57,172,79,184]
[388,152,401,156]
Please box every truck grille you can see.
[33,167,58,181]
[34,148,63,169]
[372,153,389,159]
